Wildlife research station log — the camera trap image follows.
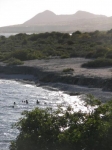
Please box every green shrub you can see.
[73,30,82,35]
[67,40,74,45]
[62,68,74,73]
[93,47,108,58]
[82,58,112,68]
[106,50,112,58]
[60,54,69,59]
[4,57,23,65]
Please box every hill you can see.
[0,10,112,33]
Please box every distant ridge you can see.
[23,10,106,26]
[0,10,112,33]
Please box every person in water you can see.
[36,100,39,104]
[26,100,28,104]
[12,102,16,108]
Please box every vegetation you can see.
[4,57,23,65]
[1,30,112,67]
[82,58,112,68]
[62,68,74,73]
[10,95,112,150]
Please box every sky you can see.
[0,0,112,27]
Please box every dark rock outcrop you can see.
[0,65,112,91]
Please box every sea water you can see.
[0,79,85,150]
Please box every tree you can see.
[10,97,112,150]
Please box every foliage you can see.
[9,96,112,150]
[62,68,74,73]
[82,58,112,68]
[1,30,112,67]
[60,54,70,59]
[4,57,23,65]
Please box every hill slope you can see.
[0,10,112,33]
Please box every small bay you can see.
[0,79,82,150]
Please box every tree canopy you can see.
[10,96,112,150]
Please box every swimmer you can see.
[36,100,39,104]
[26,100,28,104]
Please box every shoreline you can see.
[0,73,112,102]
[0,57,112,101]
[37,82,112,102]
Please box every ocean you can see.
[0,79,83,150]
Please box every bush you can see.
[60,54,69,59]
[62,68,74,73]
[82,58,112,68]
[92,47,108,58]
[9,97,112,150]
[4,57,23,65]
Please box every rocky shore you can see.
[0,58,112,101]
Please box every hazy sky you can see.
[0,0,112,27]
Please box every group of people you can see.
[12,99,40,108]
[22,100,29,104]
